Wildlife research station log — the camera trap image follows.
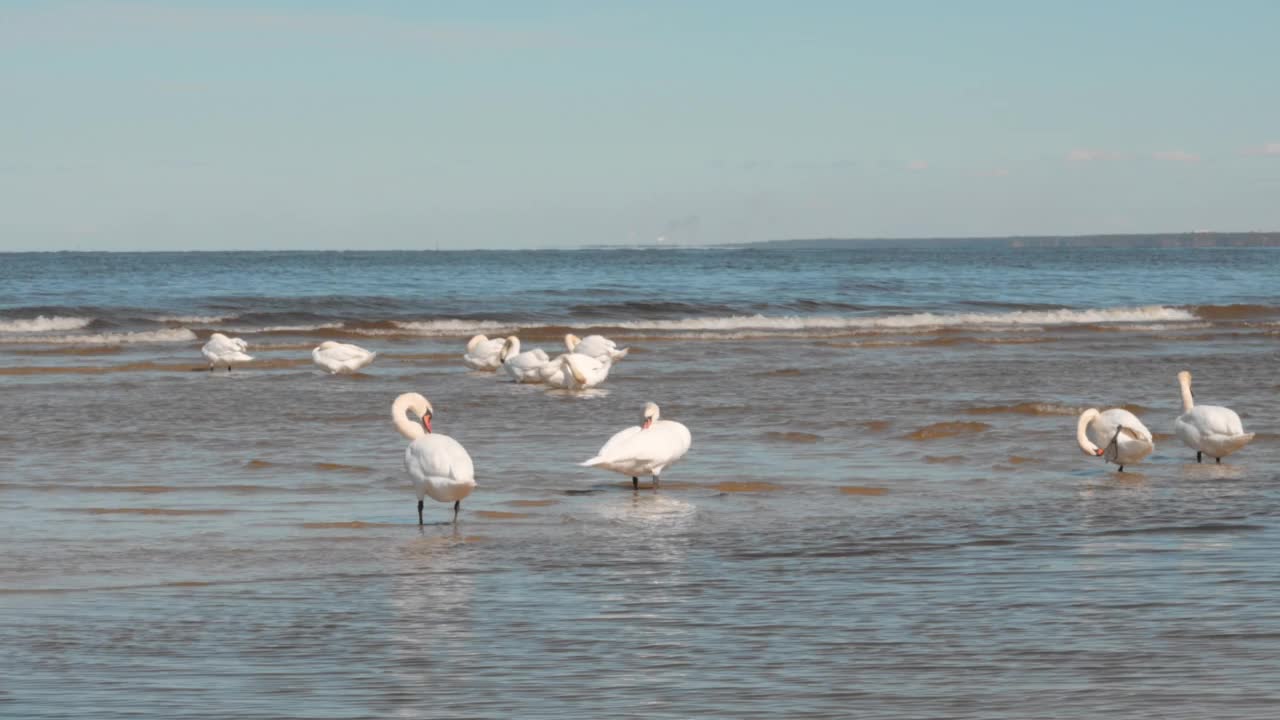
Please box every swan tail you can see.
[611,348,629,360]
[579,456,608,467]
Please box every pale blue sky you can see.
[2,0,1278,250]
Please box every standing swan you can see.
[312,341,376,374]
[391,393,475,523]
[564,333,629,362]
[1076,408,1154,472]
[501,336,550,383]
[1174,370,1254,463]
[580,402,692,490]
[201,333,252,372]
[463,334,506,370]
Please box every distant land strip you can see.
[743,232,1280,250]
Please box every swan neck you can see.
[1179,376,1194,413]
[1076,410,1100,455]
[392,394,426,440]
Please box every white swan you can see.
[564,333,629,362]
[540,352,611,390]
[500,336,549,383]
[201,332,252,372]
[580,402,692,490]
[463,334,506,370]
[312,341,376,374]
[392,392,475,524]
[1076,408,1154,472]
[1174,370,1254,463]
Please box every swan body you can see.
[201,332,252,371]
[1076,408,1154,471]
[500,336,549,383]
[1174,371,1254,463]
[463,334,506,370]
[312,341,376,374]
[580,402,692,489]
[541,352,611,390]
[392,392,475,523]
[564,333,629,362]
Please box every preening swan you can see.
[391,393,476,523]
[463,334,506,370]
[564,333,629,362]
[201,333,252,372]
[1076,408,1154,472]
[501,336,550,383]
[540,352,611,390]
[580,402,692,490]
[312,341,376,374]
[1174,370,1254,463]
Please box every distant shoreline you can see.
[739,231,1280,250]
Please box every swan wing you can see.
[406,434,474,484]
[581,425,643,465]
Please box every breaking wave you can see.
[0,328,197,346]
[0,316,94,333]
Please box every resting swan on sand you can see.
[581,402,691,490]
[1076,407,1154,472]
[391,392,475,524]
[312,341,376,374]
[1174,370,1254,463]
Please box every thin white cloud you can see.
[976,168,1011,177]
[1152,150,1199,163]
[1066,149,1123,162]
[906,160,929,171]
[1248,142,1280,156]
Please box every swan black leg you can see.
[632,477,639,491]
[1216,457,1221,464]
[1196,451,1202,463]
[453,500,460,522]
[417,500,424,526]
[1118,465,1124,472]
[653,475,660,490]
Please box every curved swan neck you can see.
[564,354,587,385]
[502,336,520,361]
[1178,372,1195,413]
[392,393,429,440]
[1076,409,1101,455]
[564,334,580,352]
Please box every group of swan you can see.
[464,333,627,390]
[201,334,376,374]
[393,393,691,523]
[1077,370,1254,471]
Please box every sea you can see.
[1,247,1278,719]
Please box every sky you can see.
[2,0,1279,251]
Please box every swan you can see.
[580,402,692,490]
[463,334,506,370]
[392,392,475,524]
[201,332,252,372]
[312,341,376,374]
[1076,408,1154,472]
[540,352,611,390]
[1174,370,1254,463]
[500,336,549,383]
[564,333,629,362]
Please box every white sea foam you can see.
[221,323,345,334]
[361,320,515,337]
[603,306,1197,333]
[0,328,197,345]
[150,314,237,324]
[0,316,94,333]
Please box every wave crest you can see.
[0,316,94,333]
[0,328,197,346]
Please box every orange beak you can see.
[1094,448,1104,456]
[642,418,653,430]
[423,415,432,433]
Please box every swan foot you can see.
[417,500,424,525]
[1215,457,1221,464]
[1118,465,1125,473]
[632,477,639,491]
[1196,451,1202,463]
[453,500,460,522]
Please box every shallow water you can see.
[2,248,1278,718]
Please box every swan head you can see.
[564,333,581,352]
[563,354,587,385]
[641,402,660,430]
[317,341,339,350]
[395,392,434,433]
[209,332,229,342]
[1076,408,1103,456]
[499,336,520,361]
